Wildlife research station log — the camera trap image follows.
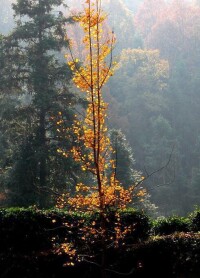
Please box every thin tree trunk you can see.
[38,109,47,207]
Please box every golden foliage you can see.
[57,0,147,224]
[56,0,146,266]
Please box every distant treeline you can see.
[1,0,200,215]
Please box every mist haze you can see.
[1,0,200,216]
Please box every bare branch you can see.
[83,258,136,276]
[135,144,176,189]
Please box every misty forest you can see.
[1,0,200,277]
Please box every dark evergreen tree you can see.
[1,0,79,207]
[110,129,157,215]
[110,129,141,187]
[0,34,21,199]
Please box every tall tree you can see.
[57,1,145,276]
[2,0,78,207]
[0,34,22,201]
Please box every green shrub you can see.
[189,207,200,231]
[0,207,52,252]
[152,216,190,235]
[119,208,151,241]
[130,233,200,277]
[0,208,200,277]
[0,207,151,253]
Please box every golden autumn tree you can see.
[56,0,146,276]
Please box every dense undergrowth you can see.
[0,207,200,277]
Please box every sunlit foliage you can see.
[56,0,145,269]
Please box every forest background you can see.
[1,0,200,216]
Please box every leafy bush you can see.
[189,207,200,231]
[152,216,190,235]
[0,208,200,277]
[0,207,151,253]
[130,233,200,277]
[0,207,52,252]
[119,208,151,241]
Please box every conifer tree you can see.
[1,0,78,207]
[110,129,141,188]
